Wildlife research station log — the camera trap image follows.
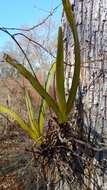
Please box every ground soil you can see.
[0,125,34,190]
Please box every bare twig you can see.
[0,28,36,78]
[0,4,61,32]
[13,32,56,58]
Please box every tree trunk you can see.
[62,0,107,189]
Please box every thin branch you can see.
[13,32,56,58]
[0,28,36,78]
[1,4,61,32]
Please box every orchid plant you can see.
[0,0,81,145]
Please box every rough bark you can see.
[62,0,107,189]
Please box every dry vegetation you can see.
[0,70,55,189]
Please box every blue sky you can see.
[0,0,62,50]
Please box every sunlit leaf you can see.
[56,27,67,121]
[0,103,37,141]
[38,62,56,134]
[62,0,81,115]
[4,54,63,122]
[25,90,40,137]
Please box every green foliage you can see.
[1,0,81,144]
[3,54,63,122]
[38,62,56,134]
[0,62,56,143]
[56,27,67,121]
[0,103,38,141]
[62,0,81,115]
[25,90,40,139]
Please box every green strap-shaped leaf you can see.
[25,90,40,137]
[38,62,56,134]
[56,27,67,121]
[62,0,81,115]
[4,54,63,122]
[0,103,37,141]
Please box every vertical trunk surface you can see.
[62,0,107,189]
